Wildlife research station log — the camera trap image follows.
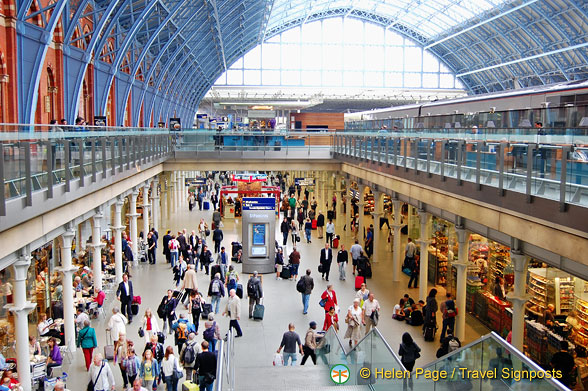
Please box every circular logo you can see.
[330,364,350,385]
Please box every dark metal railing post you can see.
[120,136,125,172]
[78,139,85,187]
[46,140,54,199]
[110,137,116,175]
[426,140,431,177]
[413,138,419,174]
[91,139,97,183]
[403,138,408,171]
[498,143,505,196]
[65,140,71,192]
[393,138,398,169]
[385,137,390,166]
[440,140,446,181]
[24,142,32,206]
[560,145,570,212]
[0,143,5,215]
[457,140,464,185]
[102,138,107,178]
[526,143,535,203]
[476,141,482,190]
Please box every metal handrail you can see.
[421,331,569,390]
[214,338,225,391]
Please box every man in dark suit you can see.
[177,231,188,259]
[320,243,333,281]
[162,230,172,263]
[212,227,224,254]
[116,273,134,323]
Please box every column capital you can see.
[452,262,468,270]
[127,213,140,218]
[89,242,106,250]
[370,212,382,219]
[416,238,430,247]
[392,223,403,231]
[455,226,469,243]
[111,225,125,231]
[506,294,529,304]
[115,198,125,207]
[7,302,36,315]
[141,203,151,208]
[418,210,429,224]
[131,189,140,197]
[13,253,31,281]
[55,265,78,274]
[510,252,529,272]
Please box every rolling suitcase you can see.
[157,331,165,344]
[104,330,115,360]
[231,242,242,256]
[423,322,436,342]
[355,275,365,290]
[201,303,212,319]
[327,210,335,220]
[364,262,373,279]
[253,301,265,320]
[203,201,210,210]
[182,381,199,391]
[312,219,318,229]
[236,283,244,299]
[280,265,292,279]
[131,303,140,316]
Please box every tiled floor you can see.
[62,188,488,390]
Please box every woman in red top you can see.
[320,285,338,313]
[323,306,339,332]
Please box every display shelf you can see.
[527,268,573,316]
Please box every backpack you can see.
[448,337,460,352]
[176,323,187,341]
[228,271,237,285]
[182,342,196,365]
[169,240,177,251]
[203,322,216,342]
[445,300,457,318]
[247,278,257,297]
[296,278,306,293]
[211,280,220,294]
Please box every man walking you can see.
[216,247,229,278]
[246,272,263,319]
[440,293,456,340]
[181,264,198,305]
[147,232,156,264]
[363,293,381,333]
[280,217,290,246]
[277,323,303,366]
[116,273,134,323]
[325,219,335,246]
[365,225,373,258]
[162,230,172,264]
[223,289,242,337]
[337,244,348,281]
[194,341,217,391]
[208,273,225,314]
[212,226,223,254]
[301,321,318,365]
[319,243,333,281]
[350,240,363,276]
[298,269,314,315]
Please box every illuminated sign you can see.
[242,197,276,211]
[232,173,268,182]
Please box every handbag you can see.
[370,310,380,326]
[138,327,144,338]
[319,298,327,308]
[87,363,104,391]
[173,358,183,381]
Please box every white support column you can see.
[10,249,36,391]
[454,225,470,341]
[417,210,430,302]
[151,177,160,232]
[128,189,140,262]
[370,191,384,264]
[111,198,125,284]
[391,200,403,282]
[175,173,182,211]
[91,209,104,292]
[142,183,151,243]
[508,251,529,352]
[357,186,366,241]
[168,175,175,216]
[56,226,77,352]
[345,189,352,239]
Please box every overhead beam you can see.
[456,41,588,77]
[209,0,227,71]
[425,0,540,49]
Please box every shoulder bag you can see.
[173,358,183,381]
[87,363,104,391]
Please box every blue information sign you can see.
[242,197,276,211]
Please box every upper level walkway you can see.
[0,126,587,276]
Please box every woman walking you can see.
[344,298,364,347]
[161,345,182,391]
[188,290,205,334]
[424,288,438,330]
[140,349,160,391]
[77,319,97,370]
[142,308,161,344]
[399,332,421,390]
